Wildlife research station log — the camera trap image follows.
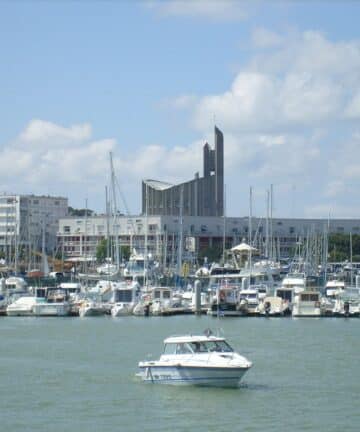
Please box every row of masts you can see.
[2,154,355,280]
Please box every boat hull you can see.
[208,303,247,317]
[6,309,33,316]
[32,303,70,317]
[79,307,106,317]
[137,365,249,388]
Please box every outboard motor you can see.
[264,301,271,316]
[344,301,350,317]
[144,303,150,317]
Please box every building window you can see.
[33,200,39,204]
[289,227,295,234]
[64,226,70,233]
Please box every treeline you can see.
[329,233,360,262]
[196,234,360,264]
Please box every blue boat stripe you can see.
[143,376,240,382]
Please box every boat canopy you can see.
[164,335,225,344]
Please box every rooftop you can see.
[143,179,173,191]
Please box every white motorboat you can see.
[258,296,289,316]
[292,291,322,317]
[111,280,141,317]
[324,280,345,298]
[208,283,245,317]
[32,299,70,317]
[274,286,294,315]
[6,296,36,316]
[78,300,106,317]
[5,276,28,294]
[238,288,260,315]
[137,332,252,388]
[332,293,360,317]
[133,287,178,316]
[281,273,306,296]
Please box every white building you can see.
[57,214,360,264]
[0,194,68,264]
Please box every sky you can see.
[1,0,360,219]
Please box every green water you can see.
[0,316,359,431]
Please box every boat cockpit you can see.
[163,339,234,355]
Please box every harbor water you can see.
[0,316,359,432]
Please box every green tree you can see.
[96,238,131,262]
[328,233,360,262]
[96,239,108,262]
[198,245,222,265]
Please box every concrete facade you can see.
[57,214,360,263]
[141,126,224,217]
[0,194,68,261]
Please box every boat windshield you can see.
[189,340,234,353]
[164,340,234,355]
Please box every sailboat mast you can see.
[249,186,253,271]
[84,198,88,289]
[265,190,269,259]
[350,231,353,286]
[177,185,184,279]
[144,183,148,287]
[222,184,226,265]
[109,152,120,272]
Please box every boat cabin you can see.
[162,336,234,356]
[298,291,320,303]
[276,288,294,303]
[239,289,259,304]
[113,286,139,303]
[152,287,172,302]
[325,280,345,298]
[5,277,27,293]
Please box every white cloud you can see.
[325,181,346,198]
[345,91,360,118]
[0,120,207,213]
[258,135,285,148]
[171,94,198,110]
[4,31,360,218]
[192,29,360,133]
[145,0,249,21]
[251,27,283,48]
[166,30,360,217]
[19,119,91,144]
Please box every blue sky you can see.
[1,1,360,218]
